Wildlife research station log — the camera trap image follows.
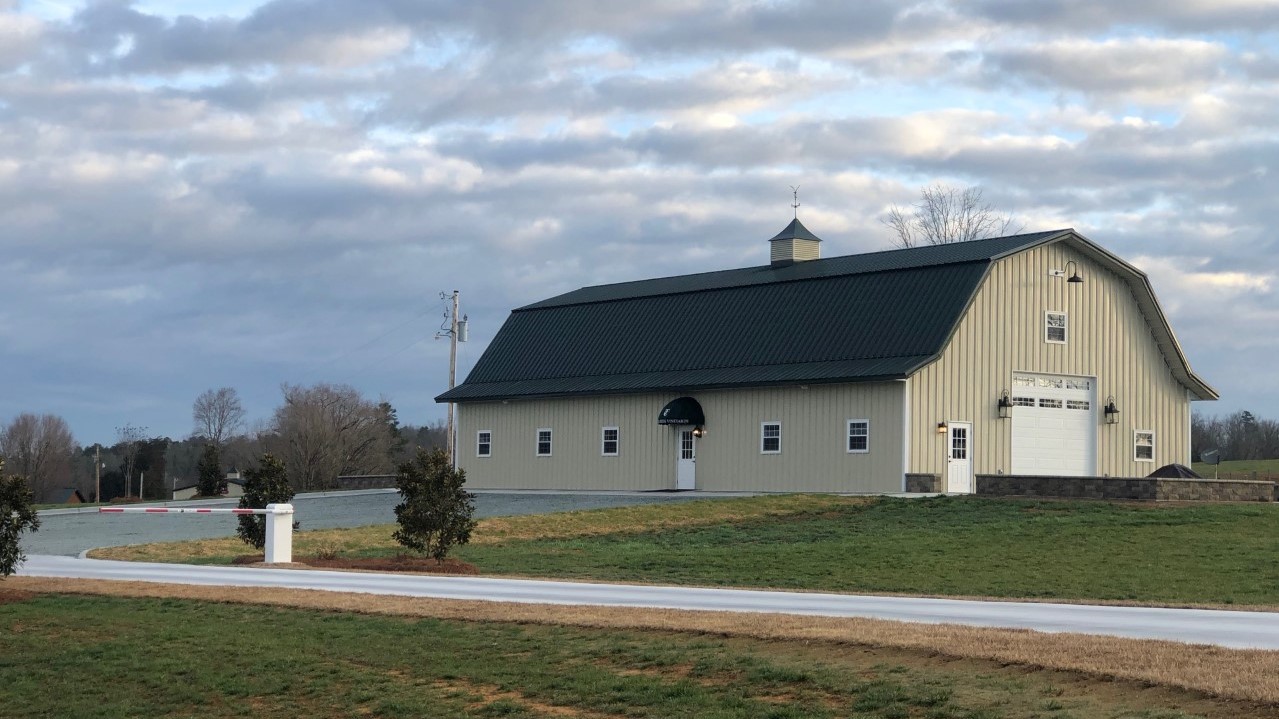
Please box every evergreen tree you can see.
[196,443,222,497]
[236,454,296,550]
[0,458,40,577]
[393,448,476,561]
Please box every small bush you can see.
[393,448,476,561]
[236,454,296,550]
[0,459,40,577]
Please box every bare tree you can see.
[0,413,77,502]
[115,424,147,498]
[883,184,1021,248]
[192,387,246,447]
[265,383,394,491]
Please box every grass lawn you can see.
[92,495,1279,607]
[0,591,1259,719]
[1191,458,1279,478]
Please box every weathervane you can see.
[789,185,801,219]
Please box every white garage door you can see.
[1010,373,1096,477]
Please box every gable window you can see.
[846,420,869,453]
[1045,311,1067,344]
[536,428,553,457]
[1134,430,1154,462]
[601,427,619,456]
[760,422,782,454]
[476,430,492,458]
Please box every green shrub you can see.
[0,458,40,577]
[393,448,476,561]
[236,454,296,550]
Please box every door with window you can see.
[676,430,696,490]
[946,422,973,493]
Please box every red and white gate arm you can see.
[98,503,295,564]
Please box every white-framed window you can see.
[846,419,869,453]
[1045,311,1067,344]
[601,426,619,456]
[1038,398,1063,409]
[536,428,553,457]
[760,421,781,454]
[1012,396,1035,407]
[476,430,492,458]
[1134,430,1155,462]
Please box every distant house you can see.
[171,469,247,501]
[52,488,87,504]
[437,222,1216,493]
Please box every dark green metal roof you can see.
[437,230,1073,403]
[768,218,822,243]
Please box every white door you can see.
[946,422,973,493]
[676,430,696,490]
[1010,374,1096,477]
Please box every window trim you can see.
[760,421,782,454]
[1045,310,1068,344]
[535,427,553,457]
[1134,429,1155,462]
[846,419,870,454]
[601,426,619,457]
[476,430,492,458]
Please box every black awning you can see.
[657,396,705,426]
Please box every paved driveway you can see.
[26,489,714,556]
[20,555,1279,650]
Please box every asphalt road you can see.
[26,489,713,556]
[19,554,1279,650]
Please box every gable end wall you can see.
[908,242,1192,477]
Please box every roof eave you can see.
[435,372,913,403]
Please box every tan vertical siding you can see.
[458,382,904,492]
[908,242,1193,478]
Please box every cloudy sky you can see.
[2,0,1276,446]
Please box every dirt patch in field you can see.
[0,587,35,604]
[229,554,479,574]
[434,678,620,718]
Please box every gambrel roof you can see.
[438,229,1216,402]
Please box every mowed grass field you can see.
[1,590,1271,719]
[1191,458,1279,478]
[93,495,1279,606]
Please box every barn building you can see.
[436,223,1216,493]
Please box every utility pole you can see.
[448,290,459,461]
[436,290,468,464]
[94,444,101,505]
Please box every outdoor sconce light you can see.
[1104,395,1120,425]
[692,426,706,438]
[997,390,1012,419]
[1064,260,1083,284]
[936,421,948,434]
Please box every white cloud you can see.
[1,0,1277,440]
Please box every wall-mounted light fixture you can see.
[1065,260,1083,284]
[692,426,706,438]
[997,389,1012,419]
[1104,395,1120,425]
[1050,261,1084,284]
[936,421,948,434]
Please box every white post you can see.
[264,504,294,564]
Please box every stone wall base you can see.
[904,473,941,493]
[975,474,1275,502]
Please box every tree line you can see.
[0,383,448,503]
[1191,410,1279,464]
